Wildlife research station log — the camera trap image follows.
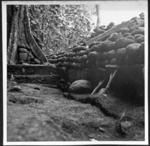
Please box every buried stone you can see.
[8,85,22,92]
[115,116,134,136]
[8,95,43,104]
[69,80,92,94]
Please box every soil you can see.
[7,80,144,141]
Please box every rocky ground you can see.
[7,80,144,141]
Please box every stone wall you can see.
[48,14,144,87]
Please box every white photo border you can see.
[2,0,149,145]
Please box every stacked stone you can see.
[18,47,41,64]
[91,22,115,38]
[48,46,89,70]
[48,14,145,104]
[88,13,144,67]
[48,13,144,70]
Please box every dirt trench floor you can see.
[7,81,144,141]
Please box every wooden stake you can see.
[97,70,117,95]
[91,80,104,95]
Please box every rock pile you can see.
[48,13,145,103]
[48,13,144,70]
[91,22,115,38]
[69,80,92,94]
[48,47,89,71]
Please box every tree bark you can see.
[7,6,19,64]
[7,5,48,65]
[7,5,15,46]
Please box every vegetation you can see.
[29,5,94,54]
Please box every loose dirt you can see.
[7,81,144,141]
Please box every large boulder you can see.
[123,33,135,40]
[138,42,144,64]
[127,43,141,52]
[116,48,127,55]
[110,58,117,65]
[103,50,116,60]
[131,27,144,35]
[100,40,116,52]
[115,37,135,49]
[108,32,122,41]
[69,80,92,94]
[134,34,144,43]
[87,51,98,66]
[116,48,127,65]
[90,43,103,52]
[126,43,142,64]
[93,27,105,35]
[117,27,130,34]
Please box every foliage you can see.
[29,5,93,55]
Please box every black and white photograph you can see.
[2,0,148,145]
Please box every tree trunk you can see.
[7,6,19,64]
[7,5,15,46]
[7,5,48,65]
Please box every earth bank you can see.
[7,81,144,141]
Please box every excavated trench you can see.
[7,71,144,141]
[7,14,145,142]
[8,81,116,141]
